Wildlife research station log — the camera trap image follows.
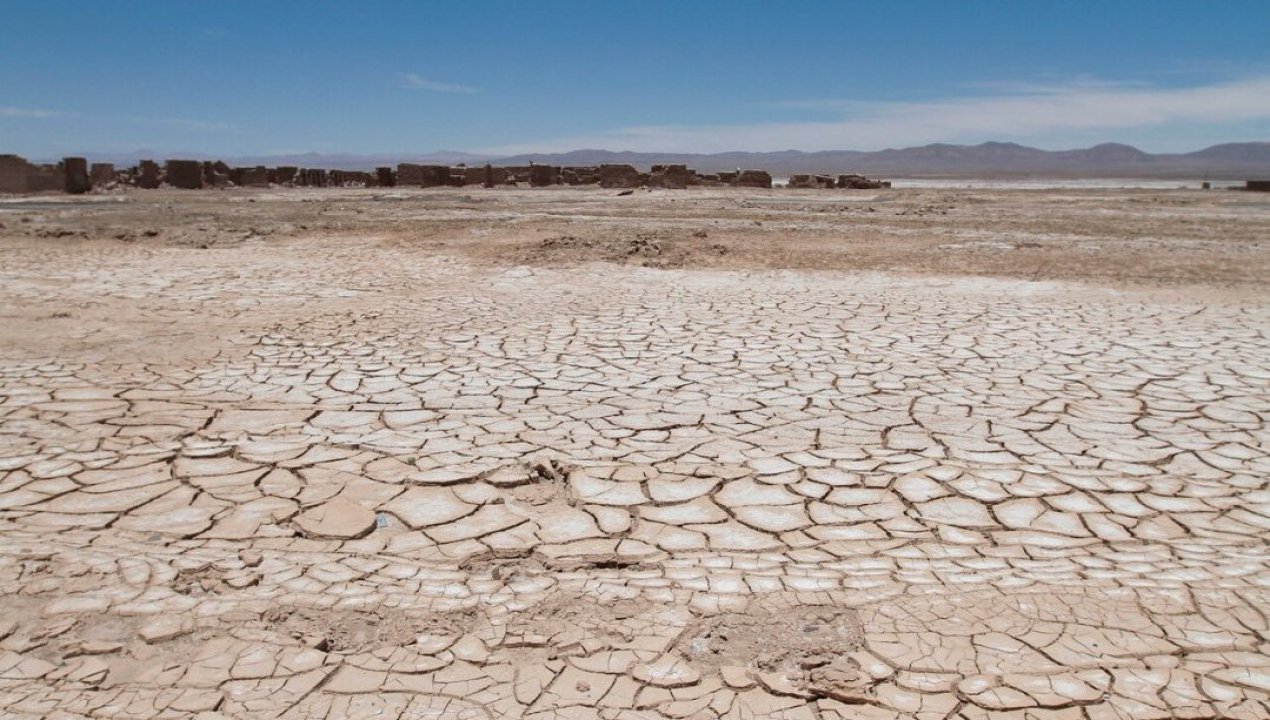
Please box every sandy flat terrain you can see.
[0,186,1268,719]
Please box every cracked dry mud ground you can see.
[0,187,1268,719]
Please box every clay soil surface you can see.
[1,185,1268,719]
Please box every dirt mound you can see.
[172,564,226,594]
[499,592,652,655]
[675,605,869,700]
[261,606,479,653]
[500,457,573,506]
[517,232,727,268]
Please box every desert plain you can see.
[0,184,1268,719]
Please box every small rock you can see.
[415,633,457,654]
[73,640,123,655]
[293,497,376,539]
[721,665,756,689]
[756,670,812,698]
[632,653,700,688]
[139,616,194,644]
[450,634,490,663]
[224,573,260,589]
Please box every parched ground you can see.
[0,186,1267,719]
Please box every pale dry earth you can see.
[0,186,1268,719]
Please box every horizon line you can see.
[18,138,1270,163]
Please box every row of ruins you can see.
[0,154,891,194]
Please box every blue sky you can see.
[3,1,1269,157]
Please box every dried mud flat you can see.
[0,185,1268,719]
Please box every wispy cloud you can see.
[1,105,234,131]
[0,106,62,118]
[118,115,238,131]
[953,76,1154,95]
[480,75,1270,154]
[398,72,478,94]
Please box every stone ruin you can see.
[648,164,690,189]
[529,164,558,187]
[300,168,328,187]
[90,163,115,186]
[428,165,453,187]
[233,166,270,188]
[733,170,773,188]
[202,161,231,187]
[460,165,487,188]
[0,153,891,194]
[271,166,298,185]
[789,173,890,190]
[838,174,891,189]
[396,163,459,187]
[562,166,599,185]
[0,155,68,193]
[466,164,508,187]
[137,160,161,189]
[599,164,644,188]
[396,163,423,186]
[62,157,91,194]
[0,155,27,193]
[788,174,835,189]
[165,160,204,189]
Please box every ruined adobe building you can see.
[733,169,774,188]
[63,157,91,194]
[599,164,645,188]
[648,164,690,189]
[137,160,161,189]
[0,155,67,193]
[528,164,559,187]
[165,160,204,190]
[0,154,892,194]
[90,163,115,186]
[790,173,891,190]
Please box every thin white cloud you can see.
[119,115,237,131]
[398,72,478,94]
[953,77,1154,95]
[480,75,1270,154]
[1,105,233,131]
[0,106,62,118]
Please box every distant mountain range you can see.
[489,142,1270,178]
[31,142,1270,178]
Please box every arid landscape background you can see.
[1,184,1267,718]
